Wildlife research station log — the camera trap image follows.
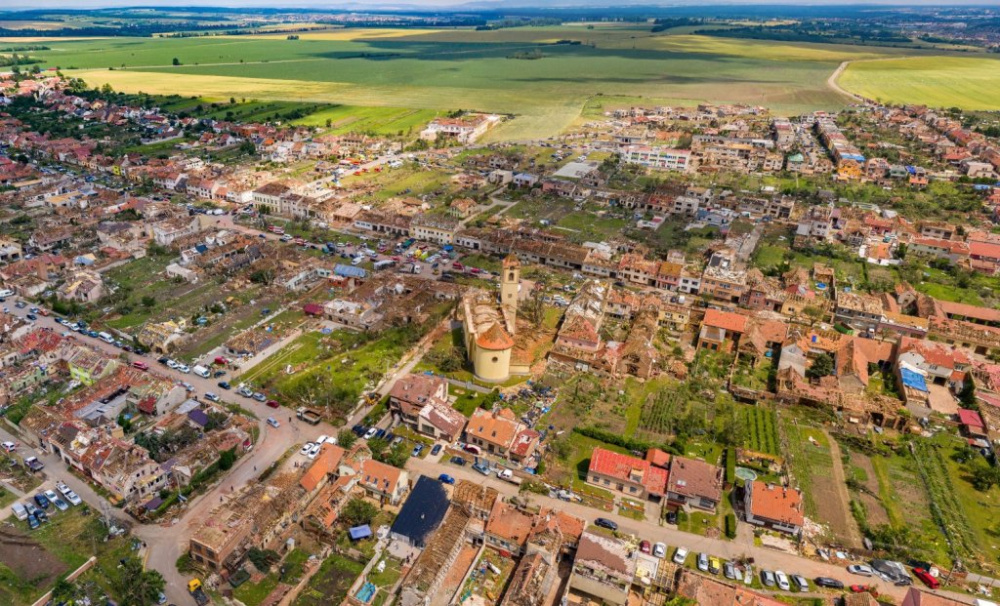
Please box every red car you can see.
[214,356,229,365]
[639,540,651,554]
[266,400,280,408]
[132,361,149,371]
[913,568,940,589]
[849,585,871,593]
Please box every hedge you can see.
[573,426,677,455]
[725,448,736,484]
[724,513,737,539]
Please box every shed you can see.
[303,303,324,317]
[334,264,367,279]
[348,525,372,541]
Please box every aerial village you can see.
[3,69,1000,606]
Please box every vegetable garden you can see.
[743,406,780,456]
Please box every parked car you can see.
[204,393,220,403]
[775,571,791,591]
[132,361,149,371]
[177,364,191,374]
[218,381,231,390]
[913,568,940,589]
[438,474,455,485]
[56,483,82,506]
[672,547,689,565]
[653,542,666,559]
[45,490,68,511]
[850,585,871,593]
[814,577,845,589]
[1,441,15,453]
[709,558,722,575]
[252,392,267,402]
[307,443,322,459]
[266,417,280,428]
[363,427,378,440]
[33,493,50,509]
[847,565,875,577]
[266,400,280,409]
[639,540,651,554]
[697,553,709,572]
[665,510,678,525]
[791,575,809,592]
[411,444,424,457]
[472,462,490,475]
[724,562,737,580]
[450,456,466,466]
[761,570,776,587]
[594,518,618,531]
[24,457,43,472]
[27,513,39,530]
[34,508,48,523]
[430,444,442,456]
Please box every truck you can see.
[296,406,322,426]
[497,469,522,486]
[188,579,209,606]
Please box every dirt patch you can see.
[849,453,889,527]
[432,544,479,606]
[0,527,68,589]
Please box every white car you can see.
[266,417,280,428]
[204,393,220,403]
[299,442,315,456]
[177,364,191,374]
[697,553,709,572]
[44,490,68,511]
[652,542,666,559]
[56,484,82,506]
[847,564,875,577]
[1,441,16,453]
[363,427,378,440]
[673,547,688,565]
[166,360,179,369]
[316,435,330,445]
[307,443,322,459]
[775,570,790,591]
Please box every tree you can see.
[968,457,1000,492]
[806,353,835,380]
[141,295,156,308]
[218,447,237,471]
[802,305,824,326]
[111,557,165,606]
[341,497,378,527]
[960,375,977,409]
[337,429,357,449]
[172,58,181,66]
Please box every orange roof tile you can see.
[748,481,804,527]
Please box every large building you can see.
[461,255,523,382]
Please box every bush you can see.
[724,513,737,539]
[247,548,280,573]
[725,448,736,484]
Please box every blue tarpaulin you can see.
[349,525,372,541]
[334,264,367,279]
[900,368,928,392]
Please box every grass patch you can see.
[293,553,364,606]
[840,56,1000,110]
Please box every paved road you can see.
[405,455,979,605]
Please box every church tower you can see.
[500,254,520,328]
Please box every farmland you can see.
[33,26,950,141]
[838,56,1000,110]
[743,406,779,456]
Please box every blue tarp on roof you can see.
[188,409,209,427]
[334,264,367,279]
[195,244,209,254]
[901,368,928,392]
[905,165,917,175]
[349,525,372,540]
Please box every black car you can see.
[352,424,366,437]
[430,444,442,456]
[666,510,678,525]
[218,381,231,390]
[33,493,50,509]
[214,370,227,378]
[26,313,37,321]
[594,518,618,531]
[449,456,466,466]
[814,577,844,589]
[158,357,170,365]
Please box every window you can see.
[492,356,499,363]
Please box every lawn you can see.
[840,56,1000,110]
[293,554,364,606]
[234,548,312,606]
[45,30,940,140]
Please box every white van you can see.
[11,502,27,521]
[0,289,13,298]
[98,332,115,344]
[192,365,211,379]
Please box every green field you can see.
[839,56,1000,110]
[33,26,950,141]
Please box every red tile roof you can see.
[588,447,668,496]
[702,309,748,334]
[958,408,985,431]
[747,481,804,527]
[476,322,514,350]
